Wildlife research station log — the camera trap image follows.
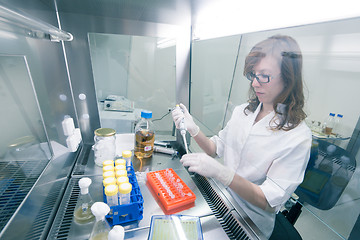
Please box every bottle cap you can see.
[122,150,132,158]
[94,128,116,137]
[115,158,126,166]
[337,114,343,118]
[117,176,129,185]
[103,171,115,179]
[340,155,350,165]
[103,177,117,187]
[103,165,115,172]
[326,144,337,154]
[78,177,92,195]
[330,113,335,117]
[108,225,125,240]
[103,160,114,167]
[115,169,127,178]
[105,184,118,196]
[115,165,126,171]
[119,182,132,194]
[141,110,152,119]
[91,202,110,221]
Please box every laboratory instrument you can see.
[73,177,95,224]
[175,105,189,154]
[89,202,111,240]
[134,110,155,158]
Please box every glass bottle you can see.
[323,113,335,136]
[334,114,344,137]
[93,128,116,167]
[74,177,95,224]
[89,202,111,240]
[134,111,155,158]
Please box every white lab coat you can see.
[210,103,312,238]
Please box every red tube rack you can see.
[147,168,196,211]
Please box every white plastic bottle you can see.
[108,225,125,240]
[89,202,111,240]
[74,177,95,224]
[323,113,336,136]
[134,111,155,158]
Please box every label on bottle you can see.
[144,145,152,151]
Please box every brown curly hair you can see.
[243,35,306,131]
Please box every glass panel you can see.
[0,55,51,232]
[88,33,176,135]
[190,35,241,135]
[190,17,360,239]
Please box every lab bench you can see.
[46,142,265,240]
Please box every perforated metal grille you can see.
[193,174,251,240]
[47,178,79,240]
[24,179,67,240]
[0,159,49,232]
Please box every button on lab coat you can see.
[211,103,312,238]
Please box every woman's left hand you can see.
[180,153,235,187]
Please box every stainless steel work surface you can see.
[48,144,227,239]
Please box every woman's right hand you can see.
[172,103,200,137]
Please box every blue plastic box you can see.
[103,165,144,226]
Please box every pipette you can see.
[176,105,189,154]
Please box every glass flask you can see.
[73,177,95,224]
[93,128,116,167]
[89,202,111,240]
[134,111,155,158]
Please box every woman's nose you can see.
[252,78,261,87]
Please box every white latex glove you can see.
[171,103,200,137]
[181,153,235,187]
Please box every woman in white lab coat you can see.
[172,35,312,238]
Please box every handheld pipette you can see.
[176,105,189,154]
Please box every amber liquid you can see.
[134,130,155,158]
[325,127,333,135]
[74,206,95,224]
[90,232,108,240]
